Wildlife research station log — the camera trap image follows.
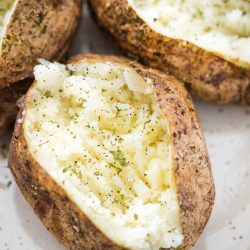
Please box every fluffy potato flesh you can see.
[24,60,184,249]
[130,0,250,65]
[0,0,16,42]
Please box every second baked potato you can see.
[0,0,82,88]
[9,54,215,250]
[89,0,250,104]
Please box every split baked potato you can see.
[9,54,215,250]
[0,0,82,89]
[89,0,250,105]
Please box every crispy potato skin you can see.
[89,0,250,105]
[9,54,215,250]
[0,80,31,135]
[0,0,82,89]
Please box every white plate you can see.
[0,3,250,250]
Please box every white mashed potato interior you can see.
[130,0,250,65]
[25,61,184,250]
[0,0,17,44]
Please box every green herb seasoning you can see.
[110,149,129,167]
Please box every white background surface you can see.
[0,3,250,250]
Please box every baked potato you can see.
[0,0,82,89]
[9,54,215,250]
[0,79,31,135]
[89,0,250,105]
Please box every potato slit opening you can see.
[130,0,250,65]
[24,60,184,250]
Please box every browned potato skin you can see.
[0,0,82,89]
[8,54,215,250]
[0,80,31,135]
[89,0,250,105]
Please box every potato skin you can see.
[9,54,215,250]
[0,80,31,135]
[89,0,250,105]
[0,0,82,89]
